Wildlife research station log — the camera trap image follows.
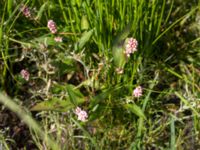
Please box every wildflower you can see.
[125,38,138,57]
[20,5,31,18]
[133,86,142,98]
[54,36,63,42]
[47,20,57,34]
[115,67,124,74]
[20,69,30,81]
[74,107,88,122]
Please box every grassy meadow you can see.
[0,0,200,149]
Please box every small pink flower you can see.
[20,5,31,18]
[133,86,142,98]
[20,69,30,81]
[54,36,63,42]
[75,107,88,122]
[125,38,138,57]
[47,20,57,34]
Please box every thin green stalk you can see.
[68,2,76,40]
[156,0,166,36]
[7,0,13,17]
[133,71,159,149]
[71,118,99,149]
[170,115,176,150]
[7,0,29,32]
[165,67,200,92]
[58,0,68,25]
[164,0,174,25]
[153,7,198,44]
[1,2,7,88]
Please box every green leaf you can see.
[89,88,114,108]
[81,15,89,31]
[31,36,56,47]
[30,97,83,112]
[56,53,75,65]
[31,85,85,111]
[89,104,105,121]
[112,44,126,68]
[77,75,100,90]
[75,29,94,50]
[66,84,85,106]
[54,53,77,76]
[124,103,146,119]
[30,98,68,111]
[35,2,48,21]
[112,23,132,45]
[112,23,131,68]
[89,85,122,108]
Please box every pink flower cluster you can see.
[20,5,31,18]
[125,38,138,57]
[75,107,88,122]
[47,20,57,34]
[133,86,142,98]
[20,69,30,81]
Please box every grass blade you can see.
[170,115,176,150]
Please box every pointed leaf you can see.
[112,44,126,68]
[75,29,94,50]
[112,23,131,68]
[66,84,85,106]
[112,23,131,45]
[30,97,84,112]
[35,2,48,21]
[124,103,146,119]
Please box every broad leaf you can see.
[30,97,83,112]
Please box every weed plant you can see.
[0,0,200,149]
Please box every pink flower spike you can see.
[20,69,30,81]
[133,86,142,98]
[47,20,57,34]
[75,107,88,122]
[20,5,31,18]
[54,36,63,42]
[125,38,138,57]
